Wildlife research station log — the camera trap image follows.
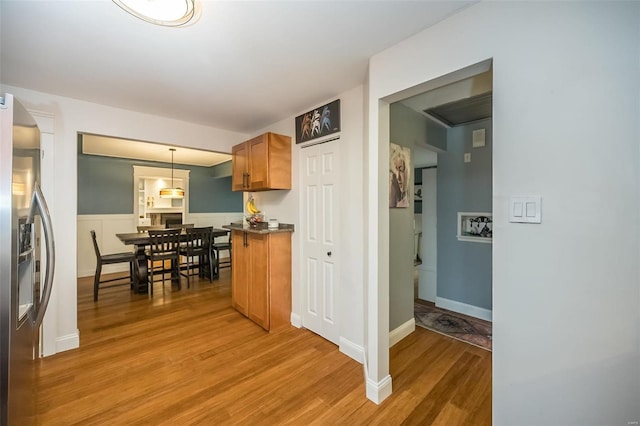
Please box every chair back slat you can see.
[148,228,181,256]
[90,230,101,257]
[184,227,213,254]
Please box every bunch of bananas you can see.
[246,197,261,215]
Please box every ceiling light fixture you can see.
[112,0,196,27]
[159,148,185,199]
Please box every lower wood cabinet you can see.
[231,230,291,331]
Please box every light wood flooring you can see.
[36,269,491,425]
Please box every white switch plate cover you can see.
[464,153,471,163]
[509,196,541,223]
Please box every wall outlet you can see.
[464,153,471,163]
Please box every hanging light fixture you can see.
[159,148,184,199]
[112,0,197,27]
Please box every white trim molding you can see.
[339,337,365,364]
[27,109,55,134]
[290,312,302,328]
[436,296,492,322]
[362,349,393,405]
[389,317,415,347]
[54,331,80,355]
[366,375,393,405]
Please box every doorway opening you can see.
[387,59,494,351]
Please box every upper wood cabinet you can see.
[232,132,291,191]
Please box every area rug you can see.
[414,302,492,351]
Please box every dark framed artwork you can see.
[295,99,341,144]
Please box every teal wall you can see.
[437,118,492,310]
[77,150,242,215]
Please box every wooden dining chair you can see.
[90,230,136,301]
[212,233,232,275]
[147,228,182,295]
[179,226,215,286]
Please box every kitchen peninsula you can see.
[223,223,293,331]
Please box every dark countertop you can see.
[223,222,295,234]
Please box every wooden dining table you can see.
[116,228,229,294]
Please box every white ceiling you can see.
[0,0,475,135]
[81,133,231,167]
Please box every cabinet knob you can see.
[327,251,332,257]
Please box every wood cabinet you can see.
[232,132,291,191]
[231,230,292,331]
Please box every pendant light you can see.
[159,148,184,199]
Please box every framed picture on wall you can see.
[414,185,423,201]
[389,143,410,208]
[457,212,492,243]
[295,99,341,144]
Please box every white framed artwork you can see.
[457,212,492,243]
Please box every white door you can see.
[301,140,340,345]
[418,168,437,302]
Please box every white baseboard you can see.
[366,375,393,405]
[389,317,415,348]
[290,312,302,328]
[362,347,393,404]
[54,331,80,355]
[339,337,364,364]
[436,296,492,322]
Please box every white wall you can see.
[367,1,639,423]
[1,84,248,356]
[249,85,366,362]
[418,168,437,303]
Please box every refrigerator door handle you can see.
[27,182,55,328]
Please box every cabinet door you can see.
[248,135,269,190]
[231,231,249,316]
[232,143,249,192]
[248,233,270,330]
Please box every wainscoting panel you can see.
[77,215,137,277]
[77,213,243,277]
[185,212,244,243]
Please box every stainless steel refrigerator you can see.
[0,93,55,425]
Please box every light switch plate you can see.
[509,196,541,223]
[464,153,471,163]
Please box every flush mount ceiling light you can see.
[113,0,196,27]
[159,148,185,199]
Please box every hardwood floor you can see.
[36,270,491,425]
